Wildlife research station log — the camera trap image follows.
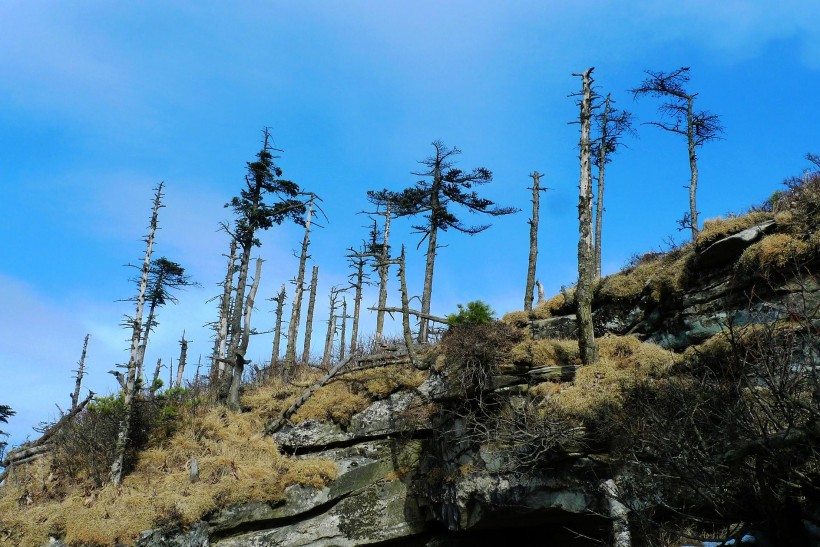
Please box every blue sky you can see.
[1,1,818,448]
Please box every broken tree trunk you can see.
[594,94,611,281]
[269,283,287,373]
[321,289,340,368]
[176,331,188,388]
[285,196,315,369]
[525,172,544,311]
[338,297,348,361]
[301,265,319,366]
[70,334,90,412]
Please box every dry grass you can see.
[508,338,580,368]
[695,212,773,251]
[501,310,531,328]
[0,378,344,547]
[598,248,693,304]
[532,288,576,319]
[737,233,814,275]
[547,335,679,420]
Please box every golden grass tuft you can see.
[531,288,576,319]
[695,212,773,251]
[501,310,531,328]
[0,381,339,547]
[550,335,678,419]
[599,248,693,304]
[529,381,562,398]
[737,233,813,274]
[508,338,580,368]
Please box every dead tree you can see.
[286,194,323,370]
[592,93,633,279]
[368,141,517,343]
[362,203,392,342]
[269,283,287,372]
[111,182,164,486]
[535,280,545,305]
[524,172,546,311]
[573,68,598,365]
[338,297,348,361]
[211,238,237,385]
[301,265,319,366]
[227,257,263,410]
[346,246,370,355]
[321,287,342,367]
[151,358,163,392]
[632,67,722,239]
[70,334,90,412]
[175,331,188,388]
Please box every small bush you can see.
[446,300,495,327]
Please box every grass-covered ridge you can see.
[0,360,425,547]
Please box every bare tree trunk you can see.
[285,197,315,369]
[348,252,365,355]
[222,239,252,405]
[525,172,543,311]
[419,165,443,344]
[398,246,418,368]
[594,95,611,280]
[322,289,340,367]
[603,479,632,547]
[111,182,164,486]
[574,68,598,366]
[136,296,160,387]
[419,222,438,344]
[228,257,263,411]
[375,202,391,342]
[211,238,237,386]
[151,358,162,392]
[269,283,286,372]
[70,334,90,412]
[301,265,319,366]
[687,96,699,240]
[535,280,545,305]
[194,354,202,385]
[176,331,188,388]
[338,297,347,361]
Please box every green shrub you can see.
[446,300,495,327]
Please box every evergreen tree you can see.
[368,140,517,343]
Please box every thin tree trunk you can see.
[70,334,90,412]
[301,265,319,366]
[212,238,237,385]
[270,283,286,373]
[228,257,262,410]
[223,240,251,405]
[285,197,314,369]
[574,68,598,366]
[418,221,438,343]
[398,246,419,368]
[151,358,162,392]
[419,167,441,344]
[338,297,347,361]
[137,296,160,389]
[349,255,364,355]
[375,202,391,342]
[176,331,188,388]
[594,95,611,281]
[111,182,164,486]
[322,289,339,367]
[687,96,699,240]
[194,354,202,385]
[535,280,545,305]
[525,172,543,311]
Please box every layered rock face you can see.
[137,372,613,546]
[135,220,819,546]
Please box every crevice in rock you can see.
[279,428,433,456]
